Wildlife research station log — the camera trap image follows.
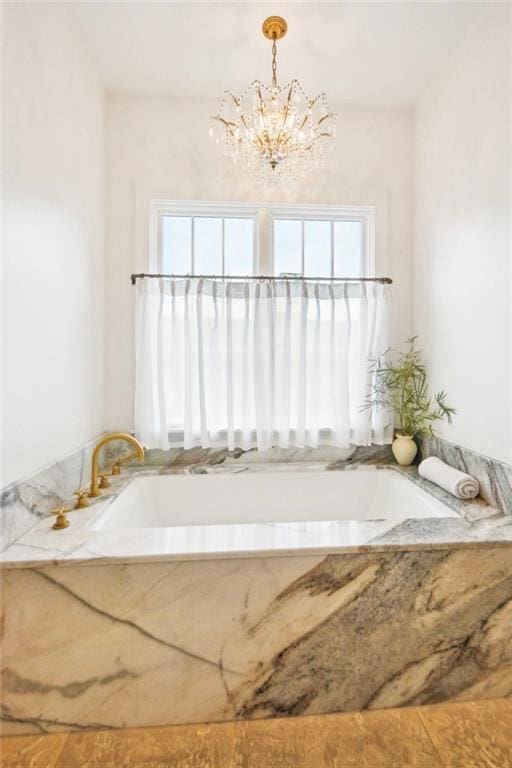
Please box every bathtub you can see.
[4,460,511,736]
[89,469,458,531]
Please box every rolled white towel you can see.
[418,456,479,500]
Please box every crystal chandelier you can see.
[210,16,336,186]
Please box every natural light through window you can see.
[138,200,384,446]
[274,218,364,277]
[162,215,255,276]
[154,201,374,279]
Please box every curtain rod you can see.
[130,273,393,286]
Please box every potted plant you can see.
[364,337,455,466]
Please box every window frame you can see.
[150,199,375,278]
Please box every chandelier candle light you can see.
[210,16,337,186]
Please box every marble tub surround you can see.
[0,437,98,552]
[2,452,511,735]
[135,442,391,468]
[0,436,138,552]
[2,546,512,734]
[419,436,512,515]
[395,466,502,522]
[0,463,511,570]
[0,434,391,551]
[144,442,500,523]
[0,443,390,554]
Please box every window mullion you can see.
[221,218,225,276]
[362,217,368,277]
[301,220,305,276]
[191,217,195,275]
[158,213,164,272]
[256,208,271,274]
[330,220,334,278]
[256,214,261,274]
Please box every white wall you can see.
[2,4,106,486]
[414,5,511,463]
[105,94,414,429]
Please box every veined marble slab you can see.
[4,436,510,560]
[0,434,130,552]
[419,435,512,515]
[0,464,511,570]
[0,440,95,553]
[2,547,511,734]
[0,444,381,553]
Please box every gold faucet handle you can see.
[73,490,90,509]
[98,472,111,489]
[51,506,73,530]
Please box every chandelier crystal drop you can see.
[210,16,337,187]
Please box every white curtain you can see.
[135,277,392,451]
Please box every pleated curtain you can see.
[135,277,392,451]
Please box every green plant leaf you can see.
[362,337,456,437]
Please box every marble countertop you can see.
[1,461,511,570]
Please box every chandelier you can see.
[210,16,336,186]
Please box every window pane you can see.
[224,218,254,275]
[304,220,331,277]
[274,219,302,275]
[194,217,223,274]
[334,221,363,277]
[162,216,191,273]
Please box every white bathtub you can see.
[89,469,458,531]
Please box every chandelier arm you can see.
[256,89,267,139]
[277,99,291,154]
[272,82,289,158]
[256,84,273,163]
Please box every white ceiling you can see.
[70,2,486,107]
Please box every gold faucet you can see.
[89,433,145,498]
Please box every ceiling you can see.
[70,2,487,107]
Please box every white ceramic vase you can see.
[392,433,418,466]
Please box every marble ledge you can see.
[419,434,512,514]
[1,462,511,571]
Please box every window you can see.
[273,213,366,278]
[139,201,386,450]
[160,207,255,276]
[151,201,374,278]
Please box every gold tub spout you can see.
[89,433,145,498]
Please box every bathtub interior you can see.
[88,469,459,531]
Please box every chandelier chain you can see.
[271,35,277,87]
